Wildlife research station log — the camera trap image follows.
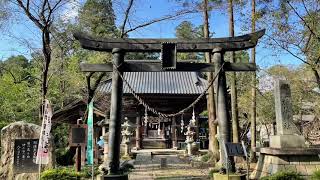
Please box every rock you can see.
[0,121,54,180]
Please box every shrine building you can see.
[53,70,209,151]
[99,71,208,150]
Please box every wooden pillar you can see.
[75,146,81,172]
[213,47,235,172]
[135,114,141,149]
[107,48,124,175]
[172,117,178,149]
[81,145,86,166]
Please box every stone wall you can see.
[252,153,320,179]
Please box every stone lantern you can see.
[185,126,195,156]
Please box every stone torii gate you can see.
[74,29,265,179]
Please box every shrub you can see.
[55,148,75,166]
[311,169,320,180]
[208,167,220,178]
[260,171,303,180]
[41,168,89,180]
[201,152,212,162]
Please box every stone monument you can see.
[270,80,305,148]
[251,80,320,179]
[0,121,54,180]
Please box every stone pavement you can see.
[129,153,210,180]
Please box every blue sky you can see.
[0,0,303,69]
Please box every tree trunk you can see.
[42,28,51,100]
[228,0,239,143]
[60,47,65,108]
[250,0,257,162]
[203,0,219,158]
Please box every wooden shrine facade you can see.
[97,71,208,149]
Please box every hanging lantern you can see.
[144,108,148,126]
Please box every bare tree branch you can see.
[265,33,311,66]
[120,0,134,38]
[123,9,198,35]
[16,0,43,29]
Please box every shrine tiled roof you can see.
[98,72,208,95]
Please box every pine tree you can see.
[79,0,118,37]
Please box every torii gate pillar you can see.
[98,48,126,179]
[213,48,235,171]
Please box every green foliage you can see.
[41,168,89,180]
[208,167,220,178]
[0,55,39,124]
[175,21,204,60]
[311,169,320,180]
[79,0,118,37]
[260,171,303,180]
[201,152,212,162]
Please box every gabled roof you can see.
[98,72,207,95]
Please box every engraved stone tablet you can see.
[14,139,39,173]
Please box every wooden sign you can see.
[69,124,87,146]
[224,142,246,157]
[14,139,39,173]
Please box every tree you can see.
[0,0,74,122]
[262,1,320,89]
[79,0,119,38]
[175,21,203,60]
[227,0,240,143]
[250,0,257,162]
[201,0,219,160]
[0,55,39,124]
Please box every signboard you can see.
[14,139,39,173]
[69,124,87,146]
[224,142,246,157]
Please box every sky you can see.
[0,0,303,70]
